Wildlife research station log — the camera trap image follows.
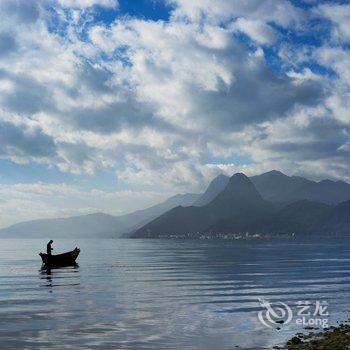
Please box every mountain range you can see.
[132,173,350,238]
[1,170,350,238]
[0,193,200,238]
[251,170,350,204]
[195,170,350,205]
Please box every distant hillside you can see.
[132,173,350,238]
[0,213,122,239]
[118,193,201,236]
[0,193,200,238]
[267,200,332,234]
[2,170,349,239]
[250,170,313,201]
[132,173,274,238]
[251,170,350,204]
[194,174,229,206]
[195,170,350,208]
[287,180,350,205]
[317,199,350,236]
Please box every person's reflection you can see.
[40,267,53,291]
[40,264,79,290]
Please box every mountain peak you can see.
[268,170,284,175]
[228,172,255,186]
[208,172,262,208]
[261,170,286,177]
[209,173,230,186]
[229,172,250,181]
[194,173,229,206]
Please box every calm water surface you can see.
[1,238,350,349]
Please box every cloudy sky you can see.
[0,0,349,228]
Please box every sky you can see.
[0,0,349,228]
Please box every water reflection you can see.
[39,264,80,288]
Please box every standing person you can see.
[47,240,54,256]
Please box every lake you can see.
[1,238,350,349]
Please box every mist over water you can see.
[1,238,350,349]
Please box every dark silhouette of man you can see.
[47,240,53,256]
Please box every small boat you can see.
[39,247,80,267]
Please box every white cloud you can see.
[169,0,302,28]
[57,0,118,9]
[316,47,350,85]
[317,3,350,43]
[231,18,277,45]
[0,0,349,225]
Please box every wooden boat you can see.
[39,247,80,267]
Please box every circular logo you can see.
[258,298,293,328]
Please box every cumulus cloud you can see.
[0,0,349,226]
[57,0,118,9]
[0,0,40,24]
[317,3,350,43]
[231,18,277,45]
[0,32,18,57]
[169,0,303,28]
[0,120,56,160]
[316,47,350,85]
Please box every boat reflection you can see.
[39,263,80,288]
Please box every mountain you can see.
[195,170,350,210]
[250,170,313,201]
[132,172,350,238]
[0,213,121,239]
[117,193,201,235]
[203,173,276,234]
[2,170,349,239]
[251,170,350,204]
[290,180,350,205]
[317,199,350,236]
[268,200,332,235]
[194,174,229,206]
[0,193,200,238]
[132,173,276,238]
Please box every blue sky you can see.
[0,0,349,227]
